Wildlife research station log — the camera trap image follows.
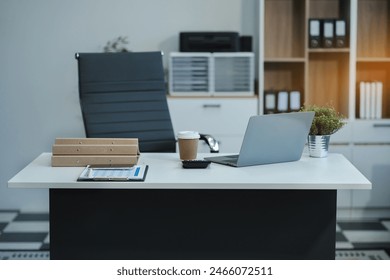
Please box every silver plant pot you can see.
[308,135,330,158]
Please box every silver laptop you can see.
[204,112,315,167]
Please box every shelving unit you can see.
[167,0,390,215]
[351,0,390,211]
[356,0,390,119]
[259,0,390,216]
[260,0,352,117]
[308,0,351,116]
[261,0,306,115]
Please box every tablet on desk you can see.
[77,165,148,181]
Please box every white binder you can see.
[376,81,383,119]
[359,81,365,119]
[370,82,377,119]
[289,91,301,111]
[364,82,371,119]
[277,91,289,112]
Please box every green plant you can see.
[300,105,346,135]
[103,36,130,53]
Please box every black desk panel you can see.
[50,189,336,259]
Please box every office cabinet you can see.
[167,0,390,213]
[356,0,390,120]
[259,0,390,212]
[260,0,351,116]
[352,120,390,143]
[352,0,390,210]
[351,145,390,208]
[167,97,258,153]
[259,0,390,119]
[351,121,390,209]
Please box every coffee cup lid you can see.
[177,131,200,139]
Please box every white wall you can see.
[0,0,258,211]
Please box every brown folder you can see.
[52,144,138,155]
[54,138,139,146]
[51,138,140,167]
[51,155,139,167]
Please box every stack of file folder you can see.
[51,138,140,167]
[359,81,383,119]
[309,18,347,48]
[264,90,301,114]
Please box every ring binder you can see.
[264,91,277,114]
[335,19,347,48]
[309,19,321,48]
[323,19,334,48]
[289,91,301,112]
[277,91,289,113]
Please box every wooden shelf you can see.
[308,48,350,53]
[260,0,390,212]
[264,0,305,59]
[307,52,350,116]
[264,62,304,92]
[309,0,346,18]
[261,0,389,119]
[264,58,306,63]
[356,0,390,119]
[262,0,351,116]
[357,0,390,58]
[357,58,390,63]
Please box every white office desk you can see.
[8,152,371,260]
[8,152,371,190]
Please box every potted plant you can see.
[103,36,130,53]
[300,105,346,157]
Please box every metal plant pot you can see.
[308,135,330,158]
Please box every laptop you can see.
[204,111,315,167]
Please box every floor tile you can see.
[1,210,390,260]
[43,233,50,244]
[0,212,18,223]
[343,230,390,243]
[0,233,48,242]
[381,220,390,231]
[0,242,43,250]
[335,241,354,249]
[0,223,7,231]
[4,221,49,233]
[338,221,387,231]
[352,242,390,250]
[40,243,50,251]
[336,231,348,242]
[15,213,49,221]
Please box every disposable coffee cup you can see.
[177,131,200,160]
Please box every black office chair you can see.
[76,51,219,153]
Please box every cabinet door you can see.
[352,145,390,208]
[352,120,390,143]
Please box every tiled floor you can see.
[336,219,390,252]
[0,211,49,252]
[1,210,390,259]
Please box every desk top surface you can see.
[8,152,371,190]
